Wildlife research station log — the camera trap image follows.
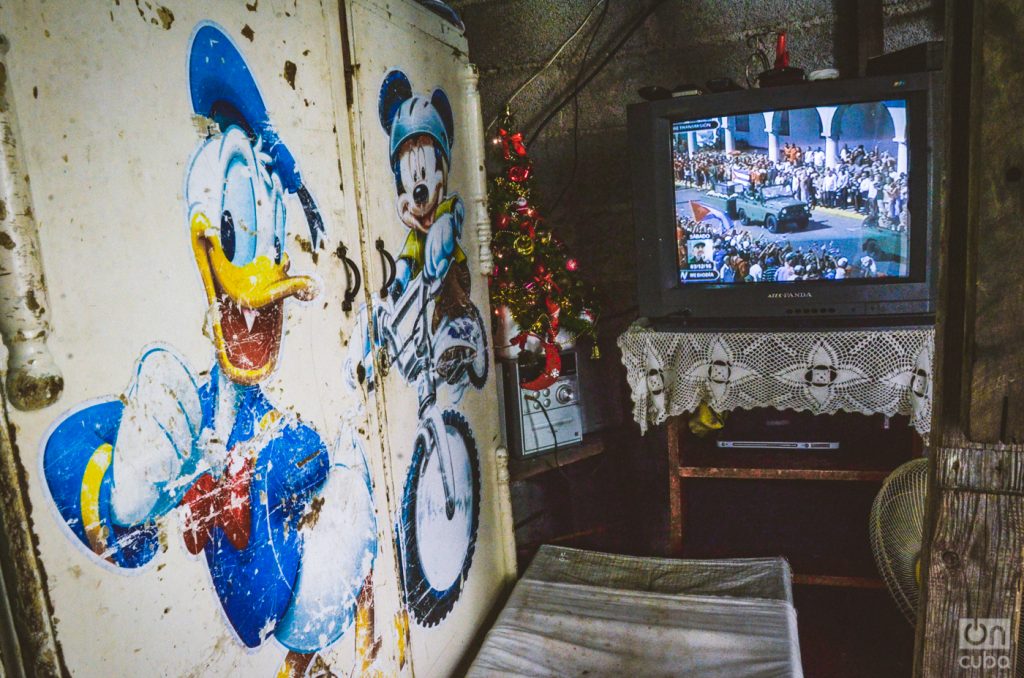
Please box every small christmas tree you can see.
[488,114,599,389]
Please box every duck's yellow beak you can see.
[190,212,319,384]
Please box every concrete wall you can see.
[453,0,943,432]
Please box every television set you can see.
[628,72,943,327]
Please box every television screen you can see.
[671,99,910,285]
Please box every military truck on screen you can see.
[702,184,810,233]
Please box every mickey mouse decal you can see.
[41,23,377,677]
[376,69,487,389]
[364,69,487,629]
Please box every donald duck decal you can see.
[41,23,377,677]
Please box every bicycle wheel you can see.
[399,410,481,626]
[466,306,489,389]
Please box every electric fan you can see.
[869,457,929,624]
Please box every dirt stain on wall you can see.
[134,0,174,30]
[283,60,297,90]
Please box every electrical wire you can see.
[485,0,609,132]
[524,392,608,484]
[523,394,568,481]
[527,0,671,146]
[549,0,611,215]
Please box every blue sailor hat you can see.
[188,22,324,248]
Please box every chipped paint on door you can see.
[33,19,378,678]
[0,1,512,675]
[342,1,514,674]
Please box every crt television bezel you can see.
[628,72,943,326]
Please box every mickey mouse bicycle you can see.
[374,254,488,626]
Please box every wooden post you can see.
[834,0,883,78]
[667,416,684,557]
[917,1,1024,675]
[919,437,1024,675]
[855,0,883,77]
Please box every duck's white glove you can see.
[110,348,204,526]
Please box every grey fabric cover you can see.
[468,546,803,677]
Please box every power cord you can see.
[549,0,611,216]
[523,394,566,480]
[523,393,608,483]
[484,0,609,133]
[527,0,671,146]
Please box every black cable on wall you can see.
[527,0,671,146]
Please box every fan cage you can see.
[869,457,929,625]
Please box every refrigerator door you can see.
[342,0,512,674]
[0,2,405,675]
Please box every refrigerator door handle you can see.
[376,238,397,299]
[338,243,362,312]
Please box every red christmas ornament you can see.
[498,127,528,159]
[532,267,561,295]
[511,333,562,392]
[508,164,532,183]
[533,262,547,276]
[497,213,511,230]
[565,258,579,272]
[545,296,561,334]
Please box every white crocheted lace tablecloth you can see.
[618,324,934,436]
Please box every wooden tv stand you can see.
[616,324,934,587]
[666,408,924,589]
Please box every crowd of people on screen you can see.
[676,216,886,284]
[672,142,908,232]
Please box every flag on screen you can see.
[689,201,733,234]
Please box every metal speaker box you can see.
[501,351,583,459]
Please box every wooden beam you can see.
[855,0,884,76]
[667,416,684,557]
[0,399,63,675]
[958,0,1024,443]
[917,2,1024,674]
[919,437,1024,676]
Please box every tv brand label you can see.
[767,292,813,299]
[958,618,1012,674]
